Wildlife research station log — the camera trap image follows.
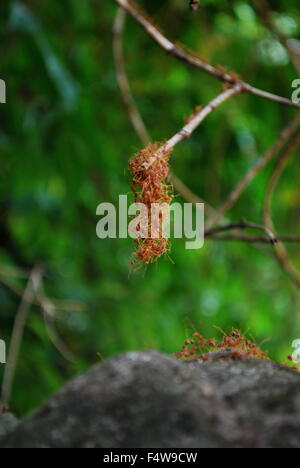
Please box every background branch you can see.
[114,0,300,110]
[143,84,244,170]
[206,114,300,229]
[263,132,300,288]
[0,263,86,313]
[113,7,150,147]
[205,220,277,243]
[206,233,300,244]
[253,0,300,75]
[1,266,43,411]
[35,280,75,363]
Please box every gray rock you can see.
[0,413,18,440]
[1,351,300,448]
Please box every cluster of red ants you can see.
[129,142,174,266]
[175,329,269,361]
[175,329,299,370]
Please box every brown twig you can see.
[205,220,277,243]
[114,0,300,110]
[206,233,300,244]
[0,265,76,411]
[1,266,43,411]
[113,7,150,146]
[263,131,300,288]
[252,0,300,75]
[143,84,244,170]
[253,0,287,46]
[0,264,29,279]
[206,114,300,229]
[286,39,300,76]
[0,264,86,313]
[36,281,75,362]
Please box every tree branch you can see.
[113,7,150,147]
[205,220,277,243]
[253,0,300,75]
[0,264,86,313]
[1,266,43,411]
[143,84,244,170]
[0,264,77,412]
[114,0,300,110]
[206,233,300,244]
[35,280,75,363]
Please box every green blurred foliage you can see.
[0,0,300,415]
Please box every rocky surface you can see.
[0,413,18,441]
[1,351,300,448]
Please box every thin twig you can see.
[35,281,75,362]
[143,84,244,170]
[0,266,87,313]
[113,7,150,146]
[205,220,277,243]
[253,0,300,75]
[0,264,29,279]
[263,132,300,288]
[286,39,300,77]
[206,114,300,229]
[114,0,300,110]
[206,233,300,244]
[253,0,287,46]
[1,266,43,411]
